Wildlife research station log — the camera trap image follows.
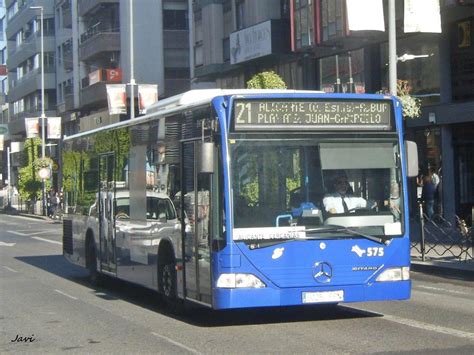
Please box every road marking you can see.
[344,306,474,341]
[32,236,62,245]
[3,266,18,273]
[54,289,78,300]
[151,332,202,354]
[8,230,50,236]
[382,313,474,340]
[0,241,16,247]
[414,285,469,296]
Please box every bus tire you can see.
[86,236,102,286]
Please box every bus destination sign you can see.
[233,99,392,131]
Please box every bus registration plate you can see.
[302,290,344,304]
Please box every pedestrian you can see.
[47,188,55,217]
[421,176,436,220]
[430,167,440,189]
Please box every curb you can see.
[1,210,50,221]
[411,261,474,281]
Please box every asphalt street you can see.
[0,214,473,354]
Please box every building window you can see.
[451,17,474,102]
[164,68,190,79]
[195,44,203,67]
[319,49,365,93]
[223,37,230,62]
[294,0,315,49]
[163,10,188,30]
[236,0,245,30]
[320,0,345,42]
[0,48,6,65]
[381,35,440,105]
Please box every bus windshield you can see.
[230,136,403,241]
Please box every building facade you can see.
[190,0,473,223]
[2,0,190,189]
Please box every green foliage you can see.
[18,138,51,200]
[378,80,422,119]
[397,80,421,119]
[246,71,287,89]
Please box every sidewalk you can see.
[410,254,474,281]
[2,205,54,221]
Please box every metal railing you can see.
[411,206,473,262]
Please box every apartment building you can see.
[6,0,56,138]
[55,0,190,135]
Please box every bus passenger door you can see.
[182,141,212,305]
[99,153,116,274]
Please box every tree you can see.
[246,71,287,89]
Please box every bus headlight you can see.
[216,273,266,288]
[376,267,410,282]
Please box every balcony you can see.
[6,2,54,40]
[79,31,120,62]
[81,82,108,108]
[78,0,119,17]
[7,31,56,71]
[8,106,57,136]
[8,68,56,103]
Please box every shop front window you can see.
[318,49,365,93]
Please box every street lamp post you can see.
[388,0,397,95]
[30,5,47,216]
[129,0,136,120]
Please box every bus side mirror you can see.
[199,142,215,174]
[405,141,418,177]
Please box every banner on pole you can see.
[25,117,40,139]
[47,117,62,140]
[138,84,158,114]
[404,0,441,33]
[106,84,127,115]
[346,0,385,32]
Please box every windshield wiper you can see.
[303,225,390,245]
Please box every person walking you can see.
[421,175,436,220]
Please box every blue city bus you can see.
[62,89,418,309]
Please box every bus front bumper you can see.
[212,280,411,309]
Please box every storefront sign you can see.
[230,21,272,64]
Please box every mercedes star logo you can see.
[312,262,333,283]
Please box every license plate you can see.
[302,290,344,304]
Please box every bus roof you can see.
[64,89,324,141]
[145,89,324,114]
